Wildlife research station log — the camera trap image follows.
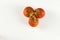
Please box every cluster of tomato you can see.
[23,6,45,27]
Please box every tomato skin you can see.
[35,8,45,18]
[28,18,38,27]
[23,7,34,17]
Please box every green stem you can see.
[33,15,37,23]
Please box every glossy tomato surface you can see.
[28,17,38,27]
[23,7,34,17]
[35,8,45,18]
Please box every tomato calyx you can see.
[34,11,36,15]
[34,10,40,15]
[30,14,37,23]
[30,13,33,17]
[27,10,32,14]
[27,9,41,23]
[32,15,37,23]
[28,10,39,23]
[36,10,40,14]
[27,10,33,17]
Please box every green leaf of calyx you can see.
[34,11,37,15]
[30,13,32,17]
[27,10,31,14]
[37,10,40,14]
[33,16,36,23]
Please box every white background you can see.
[0,0,60,40]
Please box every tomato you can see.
[35,8,45,18]
[23,7,34,17]
[28,16,38,27]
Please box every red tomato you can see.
[28,16,38,27]
[35,8,45,18]
[23,7,34,17]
